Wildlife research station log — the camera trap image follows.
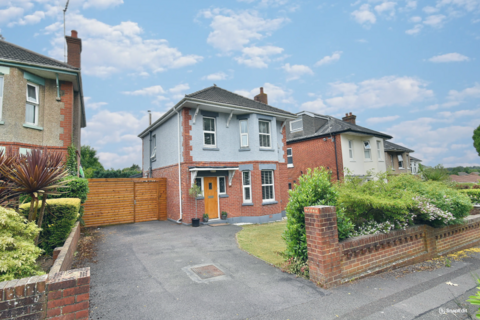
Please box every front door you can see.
[204,177,219,219]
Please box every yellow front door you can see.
[204,177,218,219]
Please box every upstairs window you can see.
[203,117,216,147]
[364,141,371,160]
[348,140,354,159]
[239,120,248,148]
[287,148,293,167]
[261,170,275,201]
[151,134,156,160]
[398,154,404,168]
[290,119,303,132]
[259,120,271,148]
[390,154,395,170]
[25,83,39,126]
[0,76,3,121]
[376,141,382,160]
[242,171,252,203]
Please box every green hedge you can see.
[0,206,44,281]
[20,176,89,204]
[19,198,81,255]
[459,189,480,204]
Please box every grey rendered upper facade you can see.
[139,86,296,172]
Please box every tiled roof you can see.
[450,174,480,183]
[0,39,78,70]
[384,141,414,153]
[186,86,296,117]
[409,156,422,162]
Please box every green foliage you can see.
[66,144,78,176]
[447,166,480,175]
[474,125,480,157]
[0,206,44,281]
[459,189,480,204]
[281,256,309,279]
[283,167,338,263]
[20,176,89,204]
[419,164,450,181]
[336,207,354,240]
[80,145,104,178]
[19,198,81,255]
[91,167,141,178]
[467,276,480,319]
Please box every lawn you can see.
[236,221,287,267]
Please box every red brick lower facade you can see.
[151,161,289,224]
[0,142,68,159]
[305,205,480,288]
[287,134,344,187]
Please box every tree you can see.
[474,124,480,157]
[80,145,104,178]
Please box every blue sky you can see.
[2,0,479,169]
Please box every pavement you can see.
[87,221,480,320]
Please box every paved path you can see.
[88,221,480,320]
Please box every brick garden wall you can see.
[304,205,480,288]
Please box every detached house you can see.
[0,31,86,158]
[384,141,419,174]
[285,111,392,185]
[138,86,296,224]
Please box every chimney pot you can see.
[71,30,78,38]
[66,30,82,69]
[345,113,348,116]
[260,87,264,94]
[342,112,357,125]
[254,87,268,105]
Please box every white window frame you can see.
[195,177,204,197]
[239,119,249,148]
[203,117,216,147]
[0,76,4,121]
[376,140,382,160]
[0,146,5,154]
[398,154,404,169]
[364,141,371,160]
[348,140,354,160]
[259,120,272,149]
[25,83,39,126]
[289,119,303,132]
[242,171,252,203]
[261,170,275,202]
[26,83,39,104]
[19,148,31,156]
[151,134,156,160]
[287,148,293,168]
[218,176,226,195]
[390,154,395,170]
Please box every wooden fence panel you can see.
[83,178,167,227]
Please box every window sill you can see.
[349,160,356,162]
[242,203,253,206]
[219,194,229,198]
[23,123,43,131]
[287,164,294,168]
[203,147,219,151]
[196,196,205,200]
[259,148,275,152]
[0,120,4,125]
[364,160,373,162]
[378,160,384,162]
[262,200,278,206]
[239,148,250,152]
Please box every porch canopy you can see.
[188,166,239,187]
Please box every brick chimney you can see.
[65,30,82,69]
[254,87,268,104]
[342,112,356,125]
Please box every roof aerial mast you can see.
[63,0,70,63]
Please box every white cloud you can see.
[82,109,163,169]
[366,115,400,124]
[0,7,24,24]
[410,16,422,23]
[404,1,417,10]
[438,109,480,118]
[451,144,469,150]
[356,39,368,43]
[374,1,397,17]
[235,45,284,68]
[84,97,108,110]
[423,6,439,14]
[123,85,165,96]
[406,24,423,34]
[437,0,480,12]
[428,52,470,62]
[423,14,446,27]
[202,72,228,81]
[446,83,480,102]
[351,4,376,25]
[301,98,328,114]
[83,0,124,9]
[46,14,202,77]
[235,82,294,104]
[199,8,287,53]
[282,63,313,81]
[315,51,342,67]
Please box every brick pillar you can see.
[305,205,342,288]
[424,225,437,259]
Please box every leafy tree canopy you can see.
[474,124,480,157]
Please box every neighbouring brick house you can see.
[138,86,296,224]
[285,111,392,186]
[384,141,418,174]
[0,30,86,158]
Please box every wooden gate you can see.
[83,178,167,227]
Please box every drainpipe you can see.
[175,106,183,223]
[149,131,152,178]
[333,134,340,181]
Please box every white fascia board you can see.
[189,167,239,171]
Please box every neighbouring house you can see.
[285,111,392,186]
[0,30,86,159]
[450,172,480,183]
[138,86,296,224]
[384,141,415,174]
[409,156,422,174]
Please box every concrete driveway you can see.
[88,221,480,320]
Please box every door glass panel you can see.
[209,182,212,190]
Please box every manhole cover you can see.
[191,265,225,279]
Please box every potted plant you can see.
[203,213,209,223]
[188,184,202,227]
[221,211,228,220]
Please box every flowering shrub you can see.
[351,221,395,237]
[281,257,309,279]
[460,189,480,205]
[414,196,455,226]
